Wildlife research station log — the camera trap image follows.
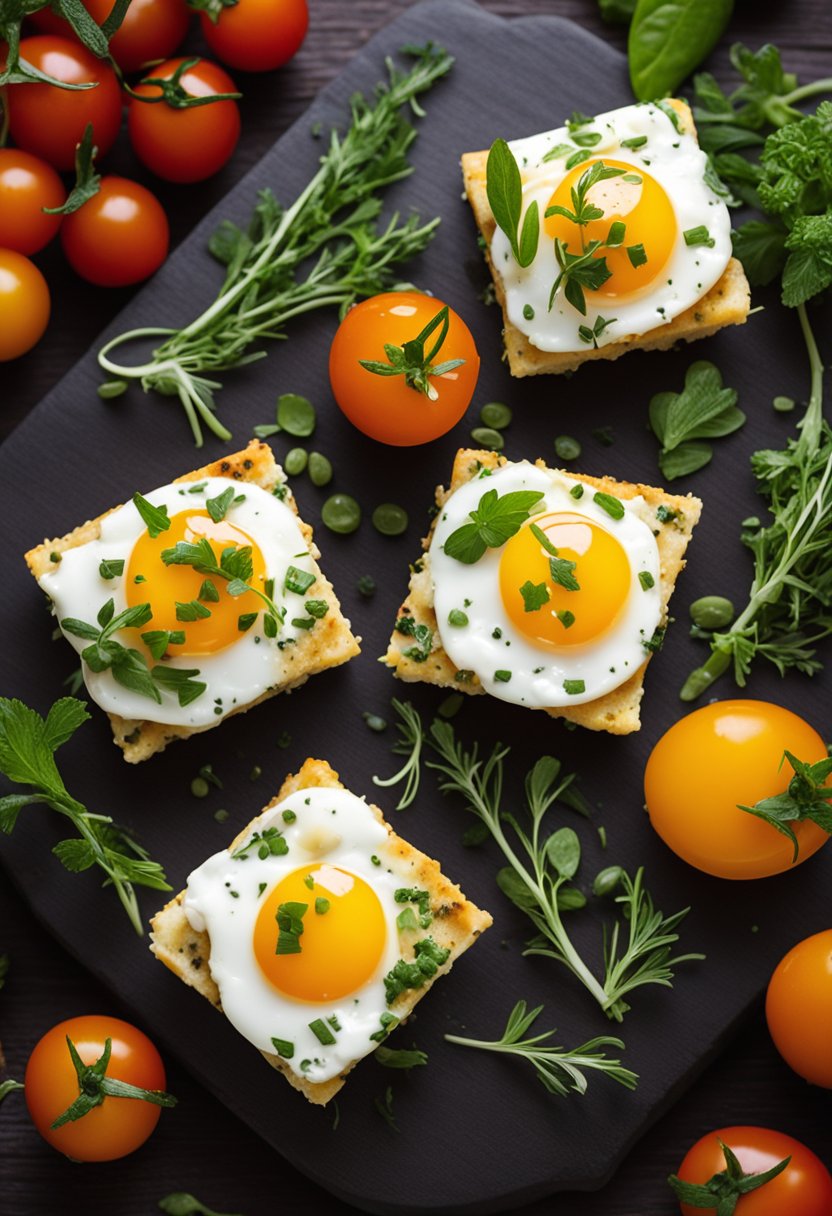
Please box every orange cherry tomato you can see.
[0,249,51,361]
[61,177,169,286]
[329,292,480,446]
[644,700,829,879]
[25,1015,169,1161]
[6,36,123,170]
[0,148,65,254]
[127,56,241,183]
[766,929,832,1087]
[674,1127,832,1216]
[199,0,308,72]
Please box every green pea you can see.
[592,865,624,897]
[471,426,504,451]
[214,808,229,823]
[276,393,316,437]
[689,595,734,630]
[773,396,795,413]
[322,493,361,534]
[284,447,308,476]
[447,609,469,627]
[554,435,582,462]
[362,712,387,732]
[372,503,408,536]
[97,379,128,399]
[190,776,210,798]
[479,401,512,430]
[437,692,464,719]
[308,452,333,487]
[357,575,376,597]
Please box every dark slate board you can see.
[0,1,829,1212]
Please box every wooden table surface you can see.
[1,2,830,1213]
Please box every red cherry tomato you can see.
[6,36,123,170]
[25,1015,169,1161]
[0,149,65,254]
[674,1127,832,1216]
[329,292,480,446]
[127,56,241,183]
[27,0,190,71]
[199,0,308,72]
[0,249,51,361]
[766,929,832,1088]
[61,177,169,286]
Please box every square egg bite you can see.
[462,99,751,376]
[25,441,360,763]
[150,757,493,1106]
[383,448,702,735]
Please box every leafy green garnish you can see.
[649,361,745,481]
[445,1000,637,1096]
[486,138,540,268]
[133,492,171,539]
[372,699,423,810]
[275,901,307,955]
[520,580,550,612]
[206,486,236,523]
[394,887,433,928]
[98,558,125,580]
[383,937,451,1004]
[158,1193,244,1216]
[0,697,170,934]
[443,488,544,564]
[544,161,628,315]
[628,0,733,102]
[394,616,434,663]
[162,537,283,638]
[374,1045,428,1069]
[739,751,832,861]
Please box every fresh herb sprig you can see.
[158,1193,243,1216]
[97,44,454,446]
[372,699,424,810]
[545,160,631,314]
[359,304,465,399]
[739,751,832,861]
[427,720,702,1021]
[160,538,284,638]
[486,138,540,268]
[445,1001,638,1096]
[648,361,745,480]
[0,698,170,934]
[443,487,544,564]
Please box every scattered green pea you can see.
[97,379,128,399]
[357,575,376,597]
[447,608,469,627]
[276,393,316,437]
[308,452,333,487]
[773,395,795,413]
[471,426,504,451]
[437,692,464,719]
[372,503,408,536]
[592,426,614,446]
[362,712,387,732]
[597,825,607,849]
[689,595,734,630]
[190,776,210,798]
[214,808,229,823]
[554,435,582,462]
[321,493,361,534]
[592,865,624,897]
[479,401,512,430]
[284,447,308,475]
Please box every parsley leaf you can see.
[444,488,545,564]
[649,361,745,481]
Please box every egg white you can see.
[428,461,662,707]
[183,787,407,1084]
[39,477,319,728]
[492,102,732,352]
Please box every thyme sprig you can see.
[0,698,170,934]
[359,304,465,399]
[372,699,423,810]
[97,44,454,446]
[445,1001,638,1096]
[427,719,702,1021]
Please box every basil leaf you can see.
[628,0,733,101]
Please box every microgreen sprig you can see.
[359,304,465,400]
[0,698,171,934]
[372,699,424,810]
[739,750,832,861]
[445,1001,638,1097]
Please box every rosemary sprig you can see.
[0,698,171,935]
[445,1001,638,1096]
[97,44,454,446]
[427,719,702,1021]
[372,699,423,810]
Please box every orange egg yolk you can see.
[126,509,267,656]
[544,158,677,298]
[254,863,387,1002]
[498,512,631,648]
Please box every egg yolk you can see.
[543,158,677,298]
[499,512,631,647]
[254,863,387,1002]
[126,509,267,656]
[644,700,830,879]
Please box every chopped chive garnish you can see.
[563,679,585,695]
[271,1037,294,1059]
[98,558,124,580]
[683,225,715,248]
[309,1018,337,1045]
[275,901,307,955]
[593,491,625,520]
[494,670,512,683]
[285,565,316,595]
[638,571,655,590]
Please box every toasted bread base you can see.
[461,101,751,376]
[25,442,360,763]
[383,449,702,734]
[150,758,493,1105]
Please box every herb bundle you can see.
[0,697,170,934]
[98,44,454,445]
[681,47,832,699]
